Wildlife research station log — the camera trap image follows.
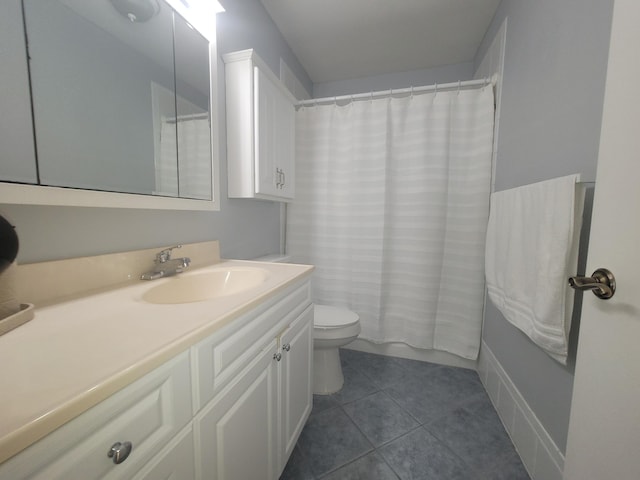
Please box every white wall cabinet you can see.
[224,49,296,201]
[0,278,313,480]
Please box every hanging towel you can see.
[485,174,584,364]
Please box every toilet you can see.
[254,254,361,395]
[313,304,360,394]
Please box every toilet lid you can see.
[314,304,359,328]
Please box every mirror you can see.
[15,0,213,201]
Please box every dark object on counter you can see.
[0,215,18,275]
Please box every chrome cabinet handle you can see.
[273,352,282,361]
[281,170,286,188]
[568,268,616,299]
[108,441,133,464]
[282,343,291,352]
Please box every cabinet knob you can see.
[282,343,291,352]
[108,441,133,464]
[273,352,282,362]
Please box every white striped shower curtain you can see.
[286,87,494,359]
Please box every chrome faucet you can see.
[141,245,191,280]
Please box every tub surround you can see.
[0,250,313,464]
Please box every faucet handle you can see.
[155,244,182,264]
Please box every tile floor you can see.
[280,349,531,480]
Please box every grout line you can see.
[284,349,526,479]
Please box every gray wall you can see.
[476,0,614,453]
[0,0,310,264]
[313,62,474,98]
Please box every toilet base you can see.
[313,347,344,395]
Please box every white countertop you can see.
[0,260,313,464]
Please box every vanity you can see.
[0,253,313,480]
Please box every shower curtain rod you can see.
[297,74,498,107]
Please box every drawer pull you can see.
[282,343,291,352]
[108,441,133,464]
[273,352,282,362]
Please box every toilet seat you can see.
[314,305,359,329]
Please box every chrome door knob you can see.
[282,343,291,352]
[568,268,616,299]
[273,352,282,362]
[108,441,132,464]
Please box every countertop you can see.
[0,259,313,464]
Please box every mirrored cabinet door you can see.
[25,0,177,196]
[173,13,212,200]
[0,0,38,185]
[0,0,214,205]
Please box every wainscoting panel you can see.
[478,342,564,480]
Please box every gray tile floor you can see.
[280,349,531,480]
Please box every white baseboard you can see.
[343,339,477,370]
[478,341,565,480]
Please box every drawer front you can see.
[193,280,311,411]
[0,352,192,480]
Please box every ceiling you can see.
[259,0,501,84]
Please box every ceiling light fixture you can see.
[109,0,161,23]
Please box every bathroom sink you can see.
[142,267,269,304]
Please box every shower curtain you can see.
[286,86,495,359]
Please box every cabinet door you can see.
[195,339,279,480]
[254,67,295,199]
[0,0,38,184]
[278,306,313,473]
[275,88,295,200]
[254,67,280,198]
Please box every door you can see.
[563,1,640,478]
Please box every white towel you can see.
[485,174,584,364]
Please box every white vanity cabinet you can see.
[193,282,313,479]
[224,49,296,201]
[0,272,313,480]
[0,352,193,480]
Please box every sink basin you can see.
[142,267,269,304]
